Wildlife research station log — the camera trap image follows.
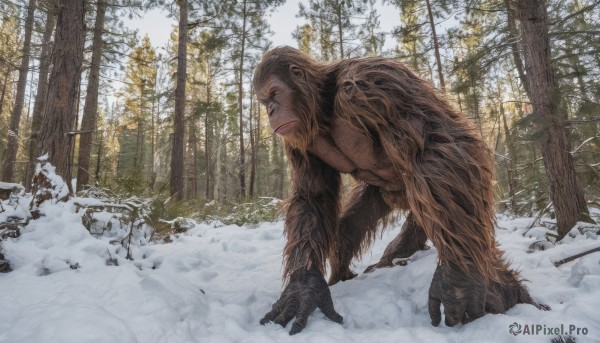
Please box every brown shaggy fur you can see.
[254,46,541,319]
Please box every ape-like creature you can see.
[254,46,541,335]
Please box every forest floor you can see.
[1,196,599,343]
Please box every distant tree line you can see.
[0,0,599,239]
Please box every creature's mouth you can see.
[274,121,298,135]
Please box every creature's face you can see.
[257,74,299,138]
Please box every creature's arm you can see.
[260,146,343,335]
[282,146,341,278]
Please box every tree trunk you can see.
[318,10,329,60]
[205,74,212,200]
[248,89,256,197]
[237,0,248,198]
[34,0,85,195]
[170,0,187,200]
[498,82,518,213]
[2,0,35,182]
[335,2,344,58]
[424,0,445,91]
[149,92,156,190]
[95,129,103,183]
[504,0,530,98]
[0,69,11,131]
[215,134,222,202]
[25,2,56,191]
[135,81,145,172]
[517,0,593,238]
[76,0,106,191]
[255,91,262,195]
[188,115,198,198]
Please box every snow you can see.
[0,182,24,191]
[1,199,600,343]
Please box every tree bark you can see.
[237,0,248,198]
[335,1,344,58]
[248,88,256,197]
[2,0,36,182]
[135,80,145,172]
[424,0,445,91]
[25,1,56,191]
[149,90,156,190]
[517,0,593,238]
[76,0,107,192]
[170,0,187,200]
[187,114,198,198]
[95,129,103,182]
[498,81,518,213]
[34,0,85,194]
[204,74,212,200]
[0,69,10,129]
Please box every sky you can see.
[126,0,401,52]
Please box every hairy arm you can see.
[260,147,343,335]
[282,146,341,279]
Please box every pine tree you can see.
[77,0,108,192]
[517,0,594,237]
[170,0,187,200]
[2,0,36,182]
[34,0,86,194]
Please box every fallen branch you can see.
[523,201,553,236]
[553,247,600,267]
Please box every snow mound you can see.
[1,202,600,342]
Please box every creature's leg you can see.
[328,183,391,285]
[401,148,542,326]
[364,212,428,273]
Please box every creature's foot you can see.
[261,267,343,335]
[485,267,550,313]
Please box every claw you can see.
[428,263,485,327]
[261,267,342,334]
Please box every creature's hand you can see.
[260,267,343,335]
[428,263,486,327]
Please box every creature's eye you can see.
[267,102,276,117]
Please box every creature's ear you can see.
[289,64,305,81]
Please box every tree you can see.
[225,0,283,198]
[359,0,385,56]
[24,0,57,191]
[517,0,594,238]
[117,36,157,186]
[187,29,226,200]
[170,0,187,200]
[77,0,108,192]
[0,6,23,169]
[389,0,451,89]
[392,0,428,73]
[2,0,35,182]
[293,24,315,55]
[297,0,367,60]
[34,0,86,194]
[424,0,445,91]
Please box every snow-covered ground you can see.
[1,198,599,343]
